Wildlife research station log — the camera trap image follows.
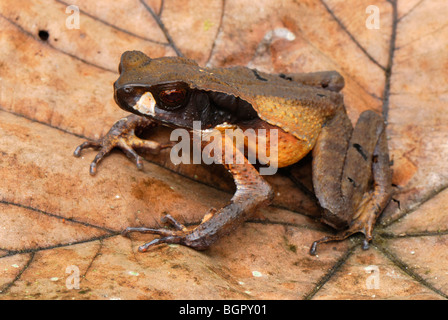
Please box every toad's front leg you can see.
[74,114,172,175]
[123,134,274,251]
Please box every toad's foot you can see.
[74,114,170,175]
[122,213,218,252]
[309,229,369,256]
[309,192,385,255]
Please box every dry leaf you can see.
[0,0,447,299]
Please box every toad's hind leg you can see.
[310,110,392,255]
[122,133,274,252]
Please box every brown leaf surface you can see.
[0,0,447,300]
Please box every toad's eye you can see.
[158,89,187,109]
